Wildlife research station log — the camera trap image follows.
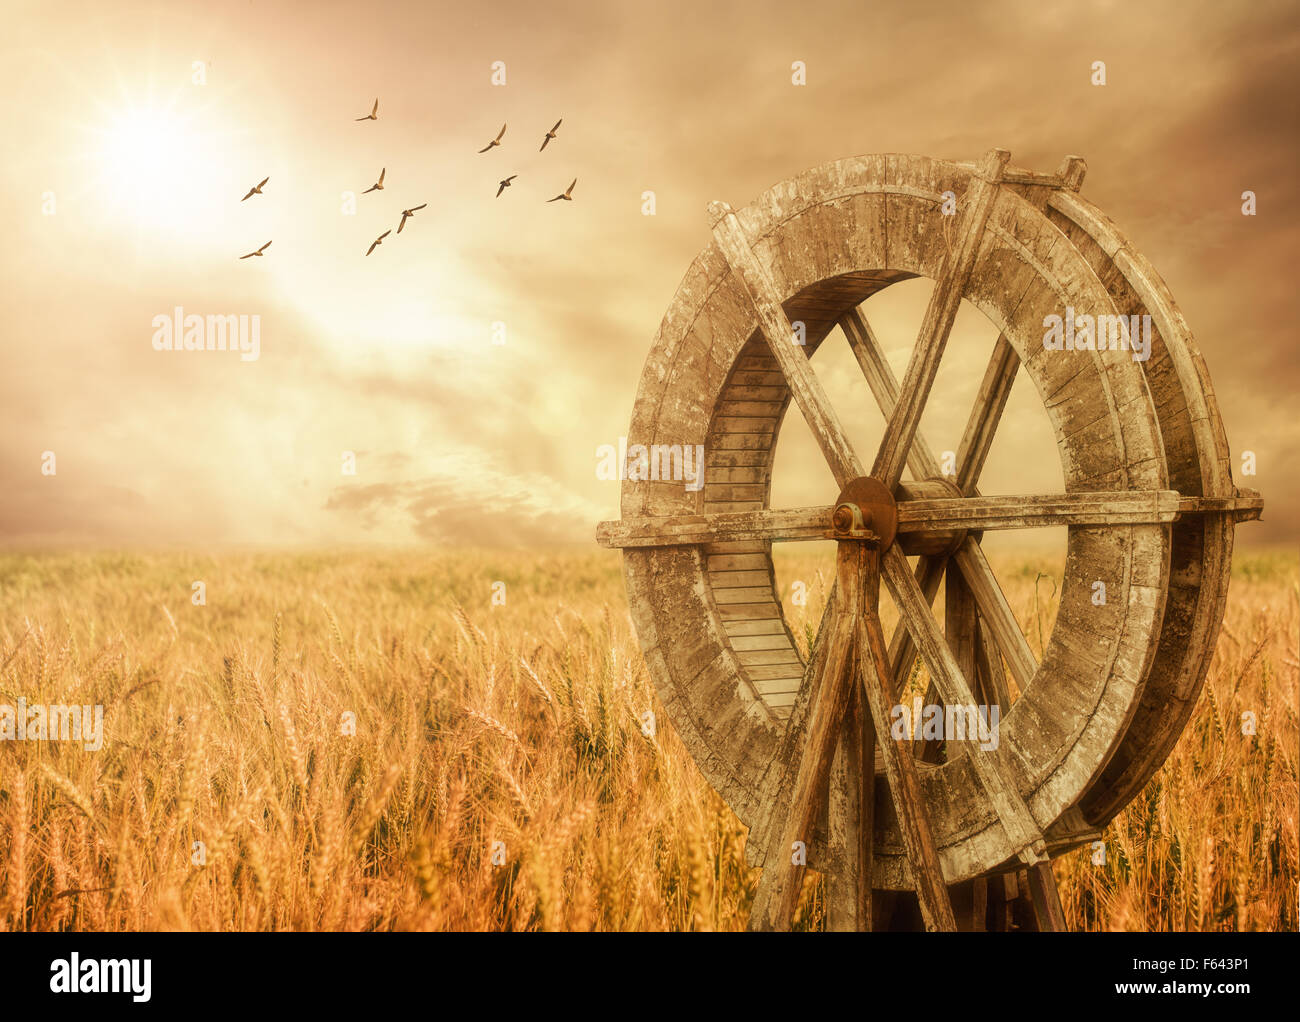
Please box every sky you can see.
[1,0,1296,549]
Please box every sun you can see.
[80,90,243,240]
[94,103,202,228]
[102,106,186,192]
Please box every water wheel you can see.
[595,149,1263,931]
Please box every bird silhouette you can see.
[496,175,517,197]
[539,119,562,151]
[239,241,272,259]
[241,176,268,202]
[478,123,506,153]
[397,203,427,233]
[547,178,577,202]
[362,168,386,194]
[366,230,391,256]
[355,98,379,121]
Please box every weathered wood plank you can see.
[707,553,770,571]
[713,586,782,605]
[722,618,787,636]
[728,634,797,652]
[735,648,801,666]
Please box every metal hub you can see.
[828,476,898,547]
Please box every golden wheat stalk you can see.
[6,769,27,930]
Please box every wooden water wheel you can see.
[595,149,1263,931]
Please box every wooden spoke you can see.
[841,307,1019,495]
[927,565,979,763]
[840,304,1024,696]
[599,490,1180,549]
[871,148,1011,490]
[954,333,1020,495]
[975,617,1014,707]
[951,539,1038,696]
[838,309,1040,706]
[887,555,947,747]
[597,505,829,548]
[840,309,941,480]
[709,200,864,488]
[898,490,1181,531]
[881,545,1048,864]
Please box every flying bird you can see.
[241,176,268,201]
[362,168,386,193]
[547,178,577,202]
[539,118,562,151]
[496,175,517,197]
[239,241,272,259]
[355,98,379,121]
[397,203,427,233]
[478,123,506,153]
[366,230,391,256]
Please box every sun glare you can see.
[93,101,226,233]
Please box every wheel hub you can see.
[827,476,898,548]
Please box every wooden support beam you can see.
[1026,860,1069,931]
[825,676,874,931]
[855,560,957,931]
[1055,155,1088,192]
[853,686,875,928]
[988,872,1019,931]
[842,305,1024,699]
[1178,492,1264,521]
[747,544,862,930]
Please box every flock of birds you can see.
[237,98,578,260]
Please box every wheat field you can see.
[0,546,1294,931]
